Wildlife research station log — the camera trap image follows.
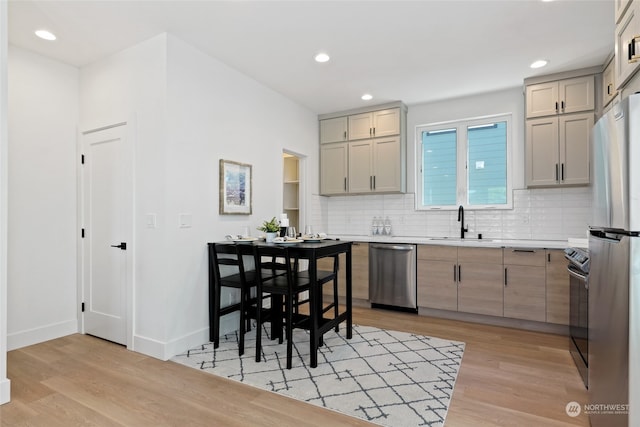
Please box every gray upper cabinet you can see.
[526,76,595,119]
[319,102,406,196]
[319,116,348,144]
[615,0,640,89]
[525,72,595,188]
[348,109,401,140]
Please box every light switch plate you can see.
[145,213,157,229]
[179,213,192,228]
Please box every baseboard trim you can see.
[418,307,569,335]
[134,315,237,361]
[7,319,78,351]
[0,378,10,405]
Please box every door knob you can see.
[110,242,127,250]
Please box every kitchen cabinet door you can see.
[615,0,640,89]
[503,249,547,322]
[526,77,594,118]
[372,108,401,137]
[526,117,560,186]
[559,76,595,115]
[320,117,348,144]
[417,245,458,311]
[560,112,592,185]
[320,242,369,304]
[546,249,570,325]
[348,108,400,141]
[457,247,504,317]
[348,140,374,193]
[526,112,592,187]
[372,137,402,192]
[348,113,374,141]
[526,81,559,118]
[320,143,348,195]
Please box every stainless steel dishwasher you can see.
[369,243,417,312]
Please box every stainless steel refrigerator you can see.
[589,93,640,427]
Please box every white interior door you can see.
[81,123,132,346]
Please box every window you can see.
[416,114,512,210]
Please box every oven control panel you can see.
[564,247,590,273]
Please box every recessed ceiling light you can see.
[314,52,330,63]
[35,30,57,41]
[530,59,548,69]
[361,94,373,101]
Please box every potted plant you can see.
[258,217,280,242]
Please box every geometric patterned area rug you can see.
[172,324,465,427]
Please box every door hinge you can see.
[81,302,85,312]
[81,154,85,164]
[81,228,85,238]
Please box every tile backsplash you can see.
[311,187,591,241]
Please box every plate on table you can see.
[301,234,328,243]
[274,239,303,244]
[232,237,258,243]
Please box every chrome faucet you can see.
[458,205,468,239]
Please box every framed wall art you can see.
[219,159,252,215]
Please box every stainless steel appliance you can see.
[565,246,589,388]
[369,243,417,312]
[589,93,640,427]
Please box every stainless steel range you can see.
[565,246,589,389]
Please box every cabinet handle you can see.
[458,265,461,282]
[369,128,372,137]
[373,127,376,137]
[344,177,347,191]
[555,164,559,181]
[555,102,559,112]
[373,175,376,190]
[561,163,565,181]
[607,83,612,95]
[453,265,457,282]
[369,176,373,190]
[512,249,536,253]
[504,268,508,286]
[561,100,565,111]
[548,253,551,263]
[629,36,640,63]
[343,130,347,140]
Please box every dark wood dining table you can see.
[215,238,353,368]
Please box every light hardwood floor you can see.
[0,307,589,426]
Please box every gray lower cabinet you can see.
[503,248,546,322]
[418,244,568,325]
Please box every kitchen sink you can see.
[426,237,498,242]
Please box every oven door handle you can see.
[568,267,588,282]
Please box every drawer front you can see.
[417,244,457,262]
[503,248,546,266]
[457,246,503,264]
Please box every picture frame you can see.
[219,159,252,215]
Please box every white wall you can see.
[0,0,11,405]
[80,33,318,359]
[6,47,79,349]
[325,87,592,241]
[160,34,318,357]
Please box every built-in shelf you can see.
[283,154,300,230]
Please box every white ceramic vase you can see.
[265,232,278,243]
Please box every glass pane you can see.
[467,122,507,205]
[422,129,457,206]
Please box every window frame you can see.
[415,113,513,211]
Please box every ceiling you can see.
[8,0,614,115]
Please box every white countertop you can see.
[333,234,570,249]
